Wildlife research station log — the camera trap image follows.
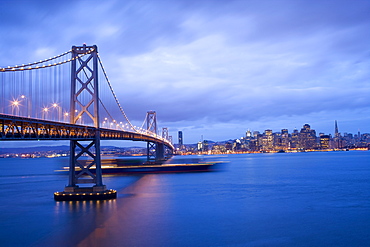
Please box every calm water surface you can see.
[0,151,369,246]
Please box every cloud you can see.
[0,0,369,143]
[111,30,369,121]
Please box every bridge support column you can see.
[54,44,116,201]
[146,142,166,162]
[147,141,156,162]
[156,143,165,161]
[55,135,116,201]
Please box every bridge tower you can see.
[146,111,165,162]
[169,135,173,144]
[162,127,169,140]
[162,127,174,158]
[56,44,116,200]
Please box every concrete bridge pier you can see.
[156,143,165,161]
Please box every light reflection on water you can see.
[0,152,370,246]
[46,174,171,246]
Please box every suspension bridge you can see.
[0,44,174,200]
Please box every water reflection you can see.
[48,174,169,246]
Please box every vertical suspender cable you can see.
[97,55,136,132]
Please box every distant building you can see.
[281,129,290,150]
[253,131,260,139]
[261,129,274,151]
[320,135,330,149]
[246,130,252,139]
[178,131,183,149]
[225,142,233,151]
[335,120,339,135]
[212,144,226,153]
[249,139,259,151]
[299,124,317,150]
[201,140,209,152]
[273,132,283,150]
[197,141,203,151]
[291,129,299,149]
[333,120,343,149]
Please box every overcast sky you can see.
[0,0,369,145]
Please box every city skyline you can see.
[1,120,368,156]
[181,120,368,144]
[0,0,369,144]
[1,119,365,150]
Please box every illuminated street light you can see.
[51,103,61,121]
[10,100,20,115]
[18,95,31,117]
[63,112,69,122]
[42,107,49,119]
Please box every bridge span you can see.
[0,113,174,146]
[0,44,175,200]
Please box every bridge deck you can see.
[0,114,173,149]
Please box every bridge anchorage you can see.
[0,44,175,201]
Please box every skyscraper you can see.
[291,129,299,149]
[281,129,290,150]
[335,120,339,137]
[299,124,317,150]
[261,129,274,151]
[320,135,330,149]
[334,120,342,149]
[178,131,183,149]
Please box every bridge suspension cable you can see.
[97,55,137,132]
[0,45,168,141]
[0,50,71,120]
[0,48,94,72]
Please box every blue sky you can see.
[0,0,369,145]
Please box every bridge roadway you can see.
[0,113,174,149]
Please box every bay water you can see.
[0,151,369,246]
